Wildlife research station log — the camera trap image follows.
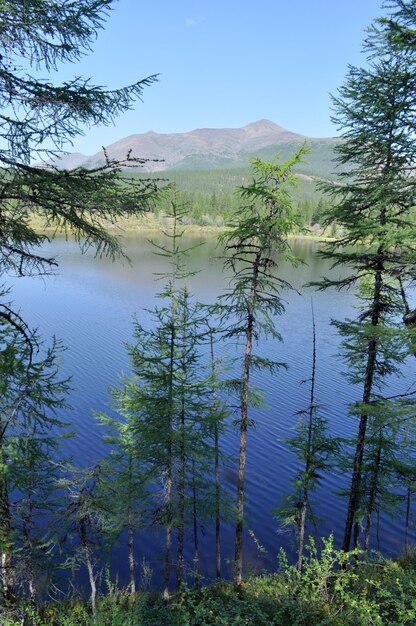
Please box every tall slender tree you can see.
[314,0,416,551]
[219,147,308,586]
[276,303,338,569]
[0,314,68,606]
[103,201,216,598]
[393,456,416,553]
[95,410,151,596]
[207,326,230,580]
[62,465,112,622]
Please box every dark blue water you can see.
[6,234,416,589]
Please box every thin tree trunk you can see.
[297,499,307,570]
[192,459,199,589]
[234,253,259,586]
[0,434,14,605]
[176,417,185,589]
[22,499,37,621]
[234,331,252,585]
[364,432,383,551]
[164,324,175,600]
[177,302,188,590]
[234,310,254,585]
[342,253,383,552]
[127,512,136,596]
[176,388,186,589]
[210,331,221,579]
[127,455,136,596]
[297,302,317,569]
[163,469,173,601]
[80,517,96,621]
[405,485,411,552]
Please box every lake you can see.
[6,233,416,589]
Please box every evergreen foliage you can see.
[313,0,416,551]
[0,0,160,285]
[218,146,308,585]
[276,304,339,568]
[97,201,230,598]
[0,309,69,607]
[2,0,416,620]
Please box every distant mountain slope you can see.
[53,120,339,177]
[51,151,90,170]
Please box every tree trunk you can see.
[364,431,383,551]
[0,435,14,606]
[210,332,221,579]
[405,485,411,553]
[192,459,199,589]
[127,455,136,596]
[342,253,383,552]
[177,304,189,590]
[297,302,317,570]
[127,512,136,596]
[163,481,172,600]
[176,398,186,589]
[234,253,259,586]
[22,500,37,621]
[297,499,307,571]
[163,324,175,600]
[80,517,96,622]
[234,311,254,586]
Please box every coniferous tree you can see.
[219,147,308,586]
[0,313,68,606]
[207,327,230,580]
[332,297,416,550]
[0,0,160,291]
[103,201,216,598]
[95,411,151,596]
[62,464,113,622]
[393,456,416,553]
[314,0,416,551]
[276,304,339,569]
[12,429,69,611]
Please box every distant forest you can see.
[134,166,333,229]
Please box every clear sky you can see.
[57,0,385,154]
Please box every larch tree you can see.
[62,465,113,622]
[0,0,161,609]
[314,0,416,551]
[276,303,339,569]
[0,0,160,291]
[95,408,152,596]
[219,147,308,586]
[0,318,68,606]
[207,325,231,580]
[103,201,215,598]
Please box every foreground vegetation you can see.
[3,539,416,625]
[2,1,416,623]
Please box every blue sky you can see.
[60,0,384,154]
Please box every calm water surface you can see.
[6,234,416,588]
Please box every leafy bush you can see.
[3,538,416,625]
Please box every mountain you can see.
[53,120,338,176]
[51,151,90,170]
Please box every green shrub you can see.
[3,538,416,625]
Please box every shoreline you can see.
[32,215,333,242]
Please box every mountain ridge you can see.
[52,119,338,173]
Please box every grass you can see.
[29,211,335,243]
[3,538,416,626]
